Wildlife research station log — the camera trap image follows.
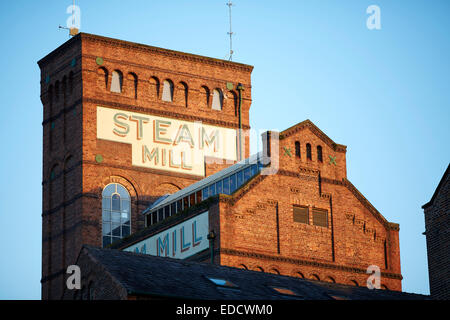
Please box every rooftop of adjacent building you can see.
[76,245,428,300]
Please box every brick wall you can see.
[423,166,450,299]
[38,33,253,299]
[217,124,402,291]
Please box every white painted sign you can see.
[123,211,209,259]
[97,106,237,176]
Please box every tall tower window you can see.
[306,143,312,160]
[110,70,123,93]
[295,141,301,158]
[162,79,174,102]
[212,89,223,110]
[317,145,323,162]
[102,183,131,247]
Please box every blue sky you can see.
[0,0,448,299]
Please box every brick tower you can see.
[38,33,253,299]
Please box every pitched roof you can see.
[280,119,347,152]
[82,245,428,300]
[422,163,450,209]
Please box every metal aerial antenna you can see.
[227,1,234,61]
[59,0,79,37]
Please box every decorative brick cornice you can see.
[84,97,251,130]
[80,33,254,73]
[278,168,319,180]
[83,55,252,90]
[280,120,347,153]
[221,248,403,280]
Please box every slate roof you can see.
[82,245,428,300]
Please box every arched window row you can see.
[46,71,75,107]
[294,141,324,163]
[95,67,237,113]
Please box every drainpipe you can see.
[236,83,244,161]
[207,230,216,264]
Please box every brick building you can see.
[113,121,403,291]
[38,33,252,300]
[422,164,450,300]
[39,33,403,300]
[64,245,426,300]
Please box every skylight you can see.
[207,277,238,288]
[271,287,298,296]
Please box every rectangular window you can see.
[177,199,182,213]
[312,208,328,227]
[250,164,257,177]
[244,167,251,181]
[196,190,202,204]
[202,187,209,200]
[216,180,223,194]
[170,202,176,216]
[230,174,237,193]
[183,197,189,210]
[209,183,216,197]
[293,206,309,224]
[190,193,196,206]
[158,209,164,221]
[237,170,244,188]
[164,206,170,219]
[223,177,230,194]
[152,211,157,225]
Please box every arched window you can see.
[295,141,301,158]
[179,81,188,107]
[212,88,223,110]
[162,79,174,102]
[150,76,160,99]
[102,183,131,247]
[110,70,123,93]
[229,91,238,116]
[295,272,305,279]
[350,280,359,287]
[306,143,312,160]
[68,71,74,94]
[62,76,67,106]
[269,268,280,275]
[310,274,320,281]
[128,72,138,99]
[55,81,60,102]
[200,86,210,108]
[317,145,323,162]
[97,67,108,90]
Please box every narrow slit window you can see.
[317,145,323,162]
[295,141,301,158]
[306,143,312,160]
